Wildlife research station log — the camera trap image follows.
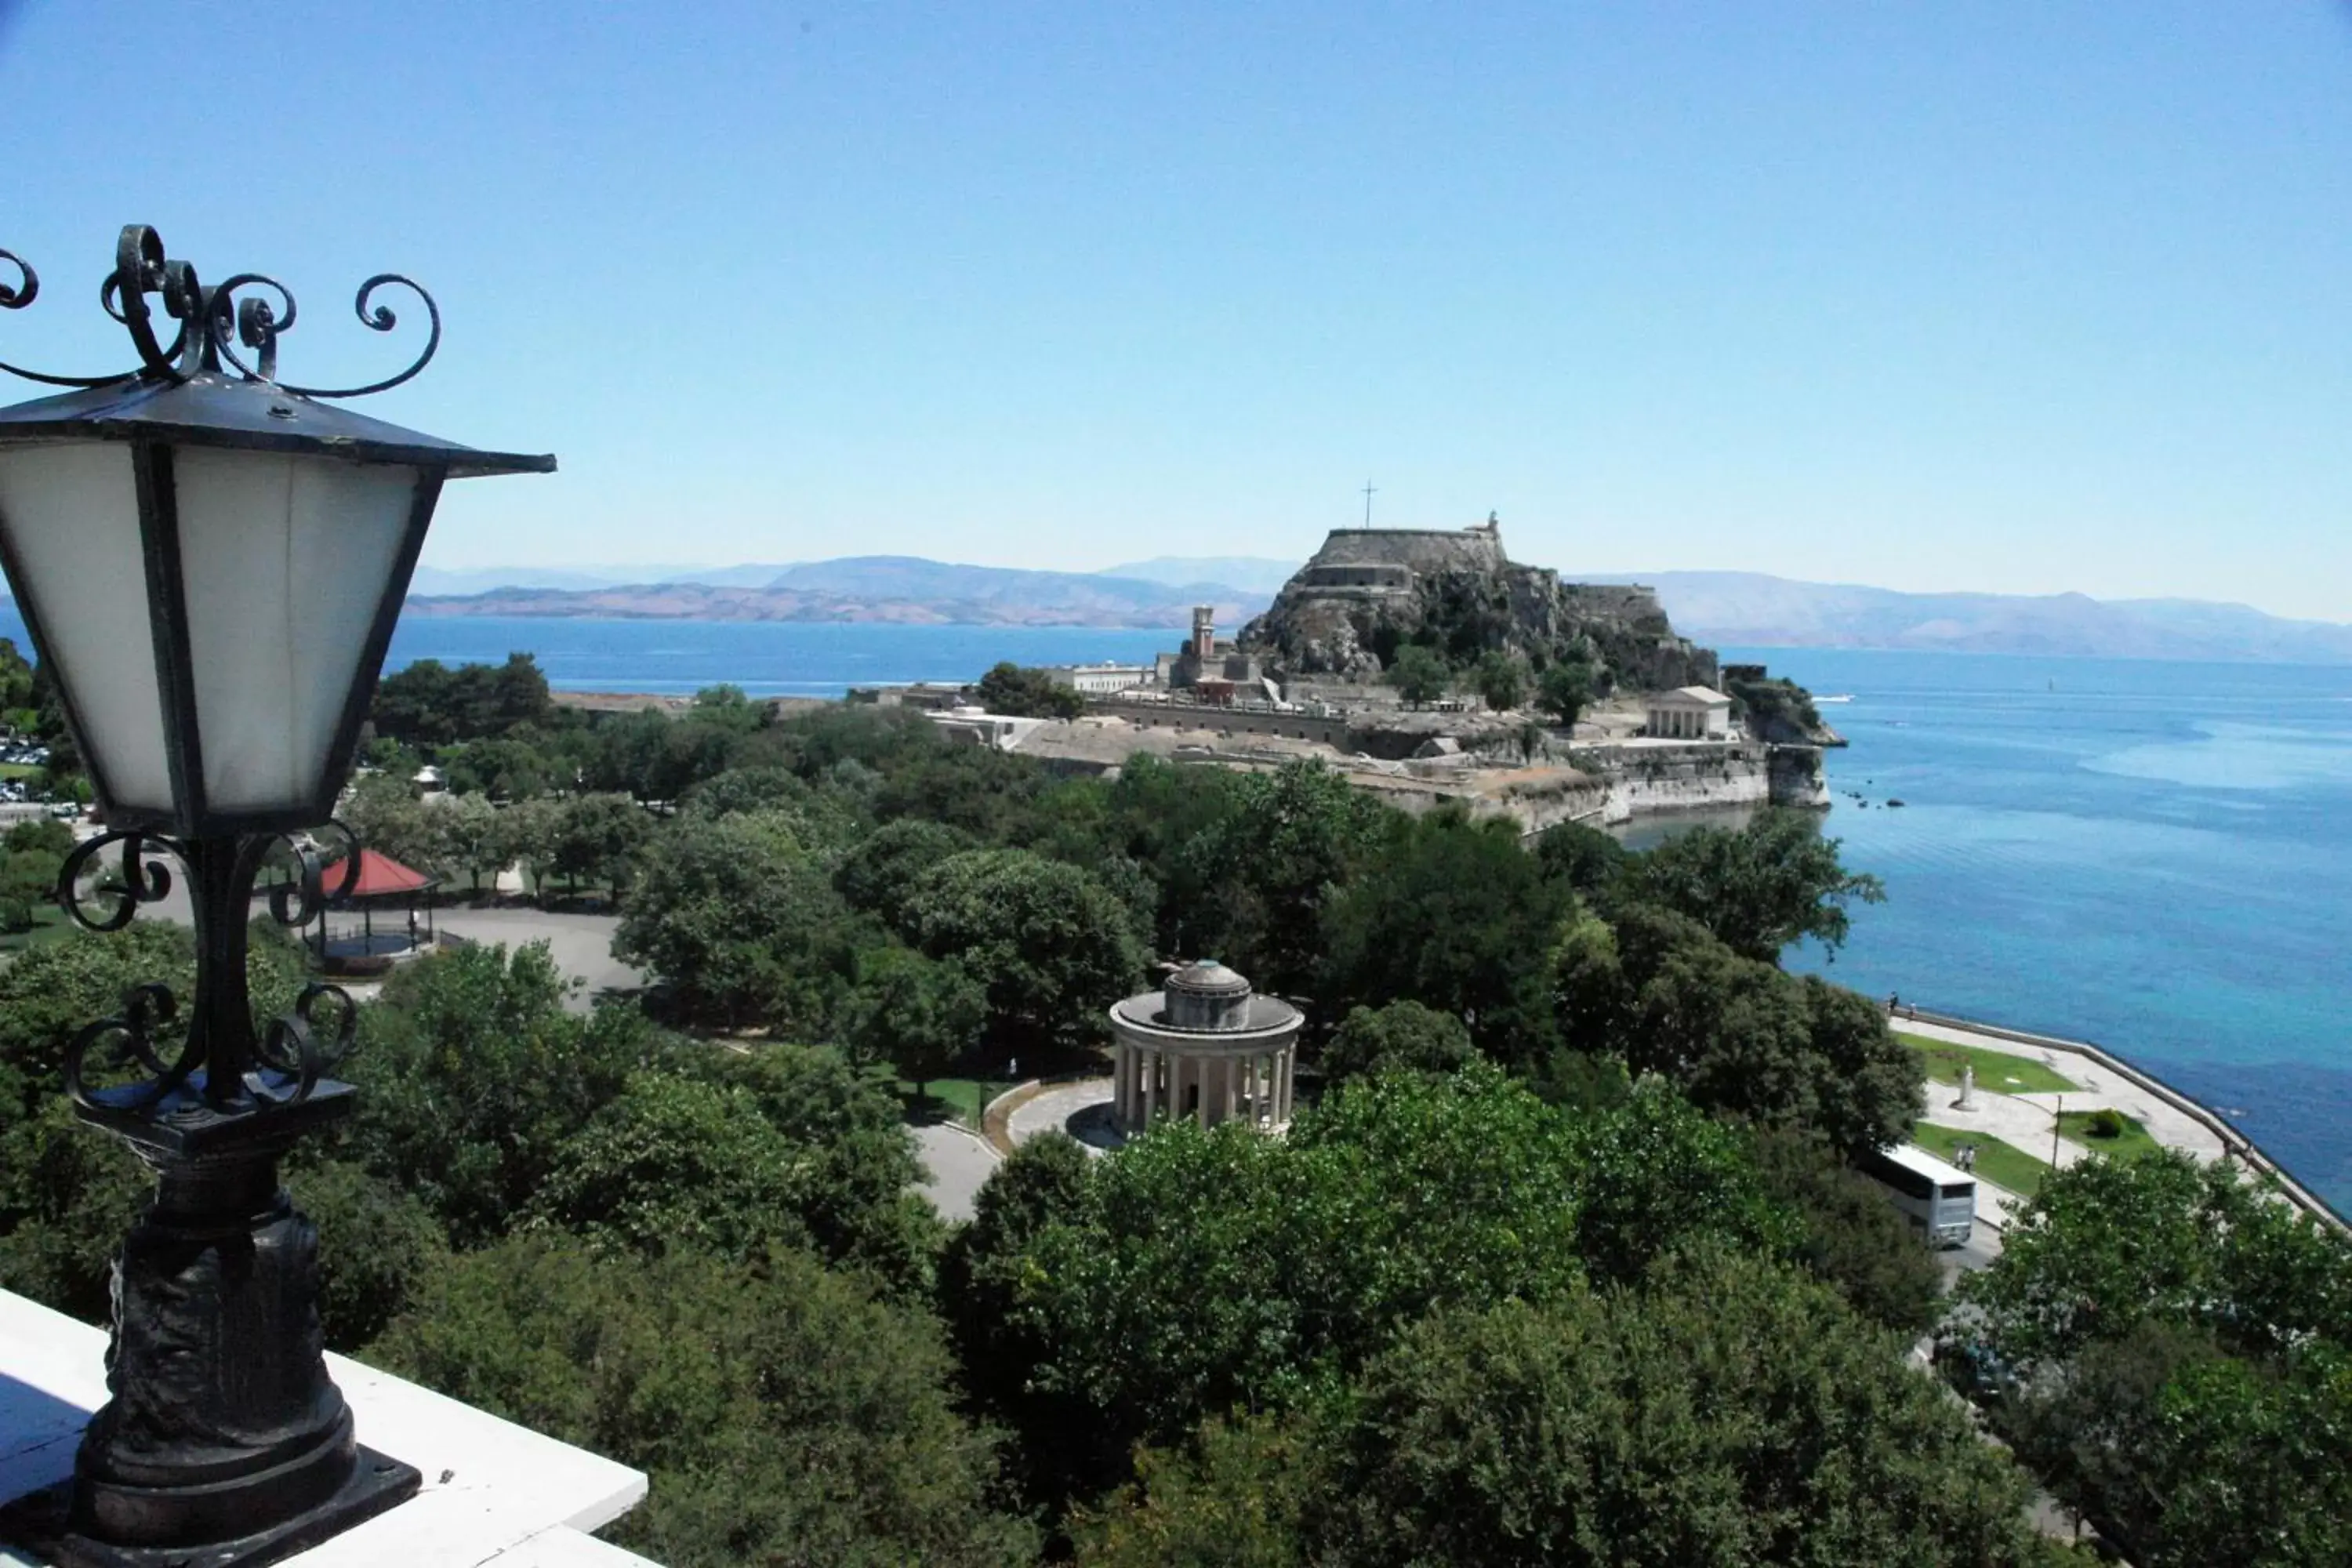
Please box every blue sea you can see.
[1719,646,2352,1215]
[387,617,1175,698]
[5,610,2347,1211]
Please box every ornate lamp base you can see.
[0,829,424,1566]
[5,1442,419,1568]
[1,1076,421,1567]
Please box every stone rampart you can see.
[1304,528,1506,574]
[1087,699,1355,748]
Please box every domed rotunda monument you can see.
[1110,960,1303,1133]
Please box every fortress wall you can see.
[1087,699,1355,748]
[1559,583,1669,623]
[1306,528,1506,575]
[1588,745,1775,824]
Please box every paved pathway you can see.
[429,906,642,1014]
[1902,1017,2229,1172]
[912,1123,1000,1224]
[1004,1078,1122,1155]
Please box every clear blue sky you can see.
[4,2,2350,618]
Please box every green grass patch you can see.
[901,1076,990,1128]
[1913,1122,2049,1200]
[0,904,74,953]
[0,763,38,781]
[2057,1108,2162,1161]
[1901,1033,2077,1095]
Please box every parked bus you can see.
[1861,1145,1976,1247]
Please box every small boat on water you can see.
[1816,694,1854,704]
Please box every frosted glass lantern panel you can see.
[173,449,419,815]
[0,442,174,815]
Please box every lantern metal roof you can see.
[0,370,553,477]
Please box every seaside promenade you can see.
[1895,1008,2345,1238]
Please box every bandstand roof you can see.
[320,848,437,899]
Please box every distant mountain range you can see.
[405,556,1269,630]
[396,555,2352,664]
[1624,572,2352,665]
[1098,556,1301,595]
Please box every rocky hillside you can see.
[1237,525,1719,694]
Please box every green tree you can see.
[1564,1076,1788,1287]
[495,793,561,899]
[0,922,203,1131]
[1320,1000,1475,1080]
[438,734,561,800]
[372,653,556,746]
[837,945,985,1098]
[339,771,447,880]
[903,848,1142,1058]
[1965,1150,2352,1371]
[1322,808,1569,1064]
[1470,648,1527,712]
[1073,1414,1313,1568]
[1381,643,1450,707]
[1172,760,1392,996]
[369,1236,1036,1567]
[532,1071,817,1261]
[975,661,1084,720]
[1002,1068,1584,1497]
[1533,818,1627,895]
[834,818,975,931]
[1535,655,1597,726]
[998,1067,1784,1504]
[775,702,946,778]
[0,1098,151,1323]
[684,1040,943,1298]
[30,657,82,792]
[1747,1124,1941,1334]
[1556,904,1923,1159]
[1956,1152,2352,1566]
[0,635,38,724]
[437,791,508,898]
[336,942,655,1244]
[286,1158,447,1350]
[679,765,863,854]
[0,827,65,931]
[546,790,652,900]
[615,811,866,1031]
[939,1133,1098,1501]
[873,746,1057,840]
[1622,807,1886,962]
[1315,1250,2053,1567]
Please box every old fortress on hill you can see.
[865,519,1839,831]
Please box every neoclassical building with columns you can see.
[1109,960,1303,1134]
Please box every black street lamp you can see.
[0,227,550,1566]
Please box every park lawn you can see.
[0,763,38,780]
[1901,1033,2078,1095]
[0,904,74,953]
[2057,1108,2163,1162]
[901,1076,989,1128]
[1914,1122,2049,1200]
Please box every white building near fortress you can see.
[1646,685,1734,740]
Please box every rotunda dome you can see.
[1163,959,1254,1031]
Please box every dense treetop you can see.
[9,656,2313,1563]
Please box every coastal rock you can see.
[1237,523,1720,694]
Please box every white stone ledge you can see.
[0,1290,655,1566]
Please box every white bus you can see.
[1862,1145,1976,1247]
